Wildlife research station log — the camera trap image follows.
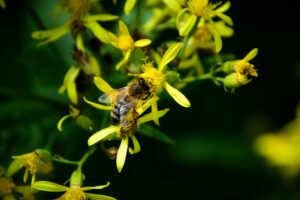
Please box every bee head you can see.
[138,78,150,91]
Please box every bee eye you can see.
[138,78,150,91]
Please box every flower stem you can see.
[77,147,96,170]
[52,155,79,165]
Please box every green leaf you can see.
[139,124,175,145]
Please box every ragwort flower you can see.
[8,149,53,184]
[32,170,115,200]
[222,48,258,89]
[84,76,169,172]
[0,170,36,200]
[32,0,119,46]
[165,0,232,52]
[108,20,151,70]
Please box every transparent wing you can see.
[98,87,126,104]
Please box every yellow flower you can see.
[222,48,258,89]
[0,170,36,200]
[84,76,170,172]
[32,0,119,46]
[57,105,94,132]
[168,0,232,52]
[108,20,151,70]
[8,149,53,184]
[139,43,191,108]
[32,170,115,200]
[0,0,5,8]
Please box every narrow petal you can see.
[94,76,114,93]
[81,182,110,191]
[89,56,101,76]
[138,108,170,124]
[164,82,191,107]
[88,126,119,146]
[124,0,137,15]
[116,138,129,173]
[213,12,233,26]
[32,25,69,45]
[23,168,29,183]
[83,14,119,22]
[178,14,197,36]
[32,181,68,192]
[162,0,182,12]
[243,48,258,61]
[136,96,157,115]
[86,193,117,200]
[85,21,110,43]
[115,58,128,70]
[7,159,24,178]
[129,136,141,154]
[176,8,190,36]
[57,114,73,132]
[134,39,151,47]
[119,20,130,36]
[212,24,222,53]
[59,66,80,94]
[215,1,231,13]
[67,82,78,104]
[151,99,160,125]
[84,97,112,110]
[158,43,182,71]
[76,33,85,52]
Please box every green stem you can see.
[52,155,79,166]
[77,147,96,170]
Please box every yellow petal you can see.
[162,0,182,12]
[209,19,222,53]
[158,43,182,71]
[119,20,130,36]
[124,0,137,15]
[129,136,141,154]
[57,114,73,132]
[32,181,69,192]
[7,159,24,178]
[215,1,231,13]
[88,126,119,146]
[94,76,113,93]
[138,108,170,124]
[59,66,80,94]
[243,48,258,62]
[85,193,117,200]
[68,82,78,104]
[89,56,101,76]
[81,182,110,191]
[176,8,190,36]
[134,39,151,47]
[83,96,112,110]
[164,82,191,107]
[85,21,110,43]
[83,14,119,22]
[151,98,160,125]
[177,13,197,36]
[76,33,85,52]
[213,12,233,26]
[116,138,129,173]
[32,25,69,46]
[23,168,29,183]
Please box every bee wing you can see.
[98,87,126,104]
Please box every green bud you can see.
[221,61,235,74]
[75,115,94,131]
[35,149,52,161]
[166,71,181,84]
[70,170,84,187]
[223,73,250,88]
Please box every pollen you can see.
[117,35,134,51]
[63,187,86,200]
[141,63,166,93]
[0,176,14,196]
[187,0,208,17]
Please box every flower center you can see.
[117,35,134,51]
[63,187,86,200]
[187,0,208,17]
[0,177,14,196]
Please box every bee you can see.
[98,78,152,137]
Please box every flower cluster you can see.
[1,0,260,199]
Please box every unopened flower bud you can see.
[223,73,250,88]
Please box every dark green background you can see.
[1,0,300,199]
